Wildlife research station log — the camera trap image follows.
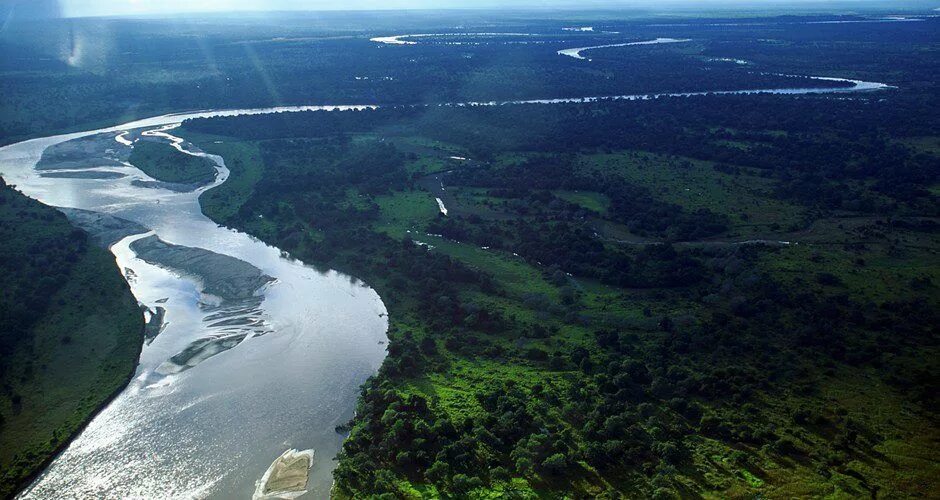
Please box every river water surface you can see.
[0,108,387,499]
[0,71,891,498]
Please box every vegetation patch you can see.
[129,140,218,186]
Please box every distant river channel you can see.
[0,74,890,498]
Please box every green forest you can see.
[129,141,218,186]
[179,85,938,497]
[0,180,143,499]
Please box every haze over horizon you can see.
[1,0,936,19]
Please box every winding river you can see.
[0,39,893,498]
[0,107,387,499]
[557,37,692,60]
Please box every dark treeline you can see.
[186,91,940,214]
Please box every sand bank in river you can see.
[36,133,130,170]
[253,449,314,499]
[125,234,275,375]
[59,208,149,248]
[39,170,127,180]
[129,235,274,301]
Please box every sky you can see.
[1,0,929,18]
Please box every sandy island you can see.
[253,449,314,499]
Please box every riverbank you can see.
[5,333,143,500]
[0,181,144,500]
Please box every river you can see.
[0,111,387,499]
[0,72,891,498]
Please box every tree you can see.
[541,453,568,475]
[425,460,450,485]
[451,473,482,493]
